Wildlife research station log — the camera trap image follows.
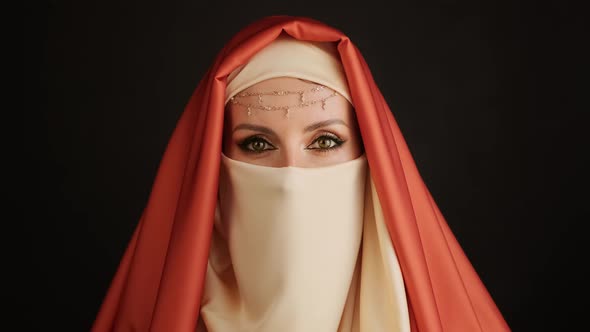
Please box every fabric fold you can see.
[91,15,510,332]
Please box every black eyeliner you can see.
[237,135,276,153]
[307,133,346,152]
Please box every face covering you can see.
[199,153,410,332]
[200,153,367,331]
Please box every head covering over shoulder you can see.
[91,15,510,332]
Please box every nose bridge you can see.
[276,132,308,168]
[282,145,299,167]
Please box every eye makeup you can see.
[306,132,346,153]
[237,135,277,154]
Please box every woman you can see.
[92,15,510,331]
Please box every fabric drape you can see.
[91,15,510,332]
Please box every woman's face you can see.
[223,77,363,168]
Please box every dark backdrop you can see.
[27,0,584,331]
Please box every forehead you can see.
[226,77,354,128]
[239,76,316,92]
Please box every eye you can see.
[307,134,345,151]
[238,136,276,153]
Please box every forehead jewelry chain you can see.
[229,85,338,118]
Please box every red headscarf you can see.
[92,15,510,332]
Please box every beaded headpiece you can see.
[228,84,339,118]
[225,33,351,118]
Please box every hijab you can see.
[198,34,409,331]
[92,15,510,332]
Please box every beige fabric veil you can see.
[198,35,410,332]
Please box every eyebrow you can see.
[303,119,349,132]
[233,124,277,136]
[232,119,349,135]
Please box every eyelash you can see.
[237,133,345,154]
[306,133,345,153]
[238,135,277,154]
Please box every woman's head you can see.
[222,34,363,168]
[93,17,510,332]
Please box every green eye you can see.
[238,136,276,153]
[307,134,344,150]
[250,140,266,152]
[317,137,336,149]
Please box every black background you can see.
[27,0,584,331]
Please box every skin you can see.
[223,77,363,168]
